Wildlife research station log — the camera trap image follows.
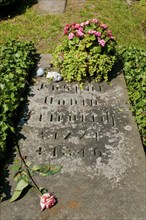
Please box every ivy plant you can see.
[0,40,38,159]
[118,45,146,148]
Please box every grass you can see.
[0,0,146,53]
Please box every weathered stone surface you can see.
[1,60,145,219]
[38,54,52,69]
[34,0,67,14]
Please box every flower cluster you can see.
[53,18,117,84]
[64,18,115,48]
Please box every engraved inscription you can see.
[26,80,122,165]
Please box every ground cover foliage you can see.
[0,40,38,159]
[119,46,146,149]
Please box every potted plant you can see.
[53,19,117,83]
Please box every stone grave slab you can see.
[34,0,67,14]
[1,73,145,220]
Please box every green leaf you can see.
[14,171,29,182]
[31,164,62,176]
[79,44,85,51]
[41,165,62,176]
[91,46,101,54]
[26,161,32,167]
[86,42,92,48]
[10,190,22,202]
[14,171,23,181]
[11,164,21,171]
[15,179,29,191]
[89,35,96,41]
[13,158,20,164]
[10,179,29,202]
[31,164,42,172]
[73,37,79,44]
[39,188,48,194]
[38,172,48,176]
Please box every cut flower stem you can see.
[16,143,43,196]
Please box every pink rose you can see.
[98,38,106,47]
[40,193,56,211]
[76,30,84,37]
[68,32,74,40]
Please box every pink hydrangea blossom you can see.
[71,23,76,30]
[107,30,115,39]
[81,22,86,27]
[92,19,98,23]
[68,32,74,40]
[64,24,70,35]
[88,30,95,34]
[78,27,84,32]
[98,38,106,47]
[40,193,56,211]
[80,21,90,26]
[76,30,84,37]
[100,23,108,29]
[94,31,101,37]
[74,23,81,29]
[85,20,90,25]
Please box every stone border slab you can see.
[34,0,67,14]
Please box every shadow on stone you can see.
[14,185,33,202]
[0,0,38,20]
[0,155,14,201]
[108,59,123,82]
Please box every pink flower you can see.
[100,23,108,29]
[98,38,106,47]
[80,21,89,27]
[64,24,70,35]
[107,30,115,39]
[88,30,95,34]
[81,22,86,27]
[71,23,76,30]
[78,27,83,32]
[76,30,84,37]
[40,193,56,211]
[85,20,90,25]
[92,19,98,23]
[94,31,101,37]
[74,23,81,29]
[68,32,74,40]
